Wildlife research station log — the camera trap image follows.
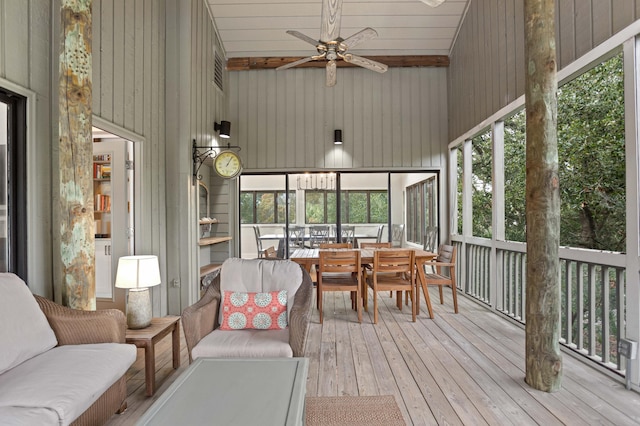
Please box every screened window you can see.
[340,190,388,223]
[305,190,336,224]
[405,177,437,245]
[504,110,526,242]
[557,53,625,252]
[471,129,492,239]
[240,191,295,224]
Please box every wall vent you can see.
[214,51,224,92]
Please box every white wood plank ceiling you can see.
[206,0,470,58]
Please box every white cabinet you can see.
[95,238,112,298]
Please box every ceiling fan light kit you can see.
[276,0,388,87]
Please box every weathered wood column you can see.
[59,0,94,310]
[524,0,562,391]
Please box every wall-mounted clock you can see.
[213,150,243,179]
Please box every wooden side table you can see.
[125,316,181,396]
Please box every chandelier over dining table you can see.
[296,173,336,191]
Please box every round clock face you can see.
[214,150,243,179]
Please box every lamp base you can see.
[126,288,152,329]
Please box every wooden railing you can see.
[451,237,626,372]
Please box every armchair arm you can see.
[430,261,455,267]
[182,275,221,363]
[289,265,313,357]
[34,295,127,345]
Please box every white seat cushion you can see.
[0,343,136,426]
[0,273,57,375]
[192,328,292,359]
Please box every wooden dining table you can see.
[289,247,438,319]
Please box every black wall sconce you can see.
[214,120,231,138]
[334,129,343,145]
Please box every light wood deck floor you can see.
[106,287,640,425]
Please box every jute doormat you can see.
[305,395,406,426]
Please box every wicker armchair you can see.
[182,259,313,363]
[33,295,130,426]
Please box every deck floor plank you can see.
[106,287,640,426]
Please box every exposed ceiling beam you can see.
[227,55,449,71]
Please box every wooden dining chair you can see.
[423,244,458,313]
[365,249,416,324]
[263,246,278,259]
[319,242,352,249]
[317,249,362,323]
[360,242,392,310]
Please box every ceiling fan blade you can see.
[326,60,337,87]
[320,0,343,42]
[286,30,319,47]
[277,56,317,71]
[343,54,388,73]
[341,27,378,50]
[420,0,447,7]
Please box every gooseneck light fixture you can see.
[115,255,161,329]
[214,120,231,138]
[334,129,343,145]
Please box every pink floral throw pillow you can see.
[220,290,288,330]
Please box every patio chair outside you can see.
[253,226,264,257]
[309,225,330,247]
[391,224,405,247]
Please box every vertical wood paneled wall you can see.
[228,66,448,171]
[93,0,167,258]
[165,0,228,312]
[92,0,168,312]
[448,0,640,140]
[0,0,52,296]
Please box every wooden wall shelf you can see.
[198,236,232,246]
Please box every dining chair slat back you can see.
[366,249,416,324]
[318,249,362,323]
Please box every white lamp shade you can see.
[115,255,161,289]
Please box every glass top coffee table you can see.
[136,357,308,426]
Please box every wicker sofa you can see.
[182,258,312,362]
[0,273,136,426]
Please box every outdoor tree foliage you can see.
[468,53,625,252]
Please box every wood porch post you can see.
[58,0,94,310]
[524,0,562,391]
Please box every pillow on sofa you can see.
[0,273,58,375]
[220,290,287,330]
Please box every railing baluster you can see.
[602,266,610,364]
[577,262,585,352]
[588,264,597,357]
[458,240,624,372]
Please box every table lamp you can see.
[115,255,161,329]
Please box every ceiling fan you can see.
[276,0,388,87]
